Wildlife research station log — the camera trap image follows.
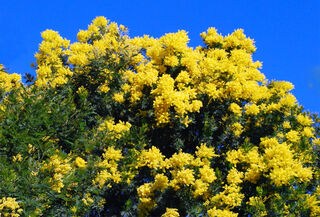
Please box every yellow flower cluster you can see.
[98,119,131,140]
[304,186,320,216]
[151,74,202,125]
[0,64,21,92]
[93,146,123,188]
[136,144,223,215]
[41,154,72,193]
[264,141,312,186]
[74,157,87,169]
[207,206,238,217]
[161,208,180,217]
[34,30,72,88]
[137,174,169,202]
[137,146,165,170]
[297,114,313,126]
[34,16,134,89]
[286,130,300,143]
[196,143,219,159]
[12,154,23,162]
[0,197,23,217]
[126,27,266,125]
[245,103,260,116]
[229,103,242,117]
[230,122,243,138]
[226,137,313,187]
[125,25,312,129]
[246,196,267,216]
[82,193,94,206]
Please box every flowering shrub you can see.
[0,16,320,216]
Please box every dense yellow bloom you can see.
[229,103,242,117]
[41,154,72,193]
[93,147,123,188]
[98,119,131,140]
[0,64,21,92]
[226,149,245,165]
[113,92,125,103]
[223,29,256,53]
[170,168,195,190]
[200,27,224,47]
[34,29,71,88]
[137,183,153,201]
[264,142,312,186]
[161,208,180,217]
[302,127,315,138]
[207,207,238,217]
[153,174,169,191]
[4,16,319,217]
[137,146,165,170]
[270,80,294,96]
[283,121,291,129]
[286,130,299,143]
[211,184,244,209]
[101,146,123,162]
[227,168,244,185]
[0,197,23,217]
[193,179,209,198]
[167,150,194,168]
[245,103,260,116]
[305,194,320,217]
[199,165,217,183]
[297,114,313,126]
[278,93,296,108]
[314,138,320,146]
[260,137,279,148]
[93,170,112,188]
[195,143,219,159]
[74,157,87,168]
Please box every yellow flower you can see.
[113,92,125,103]
[229,103,242,117]
[12,154,22,162]
[170,168,195,190]
[195,143,219,159]
[297,114,313,126]
[286,130,299,143]
[200,27,224,47]
[245,104,260,115]
[199,165,217,183]
[302,127,315,138]
[153,174,169,192]
[227,168,244,185]
[0,197,22,217]
[74,157,87,169]
[193,179,209,198]
[226,149,244,165]
[207,206,238,217]
[283,121,291,129]
[161,208,180,217]
[137,146,165,170]
[71,206,77,213]
[230,122,243,137]
[137,183,154,200]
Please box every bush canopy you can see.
[0,17,320,217]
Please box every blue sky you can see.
[1,0,319,112]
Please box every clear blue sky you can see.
[1,0,319,112]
